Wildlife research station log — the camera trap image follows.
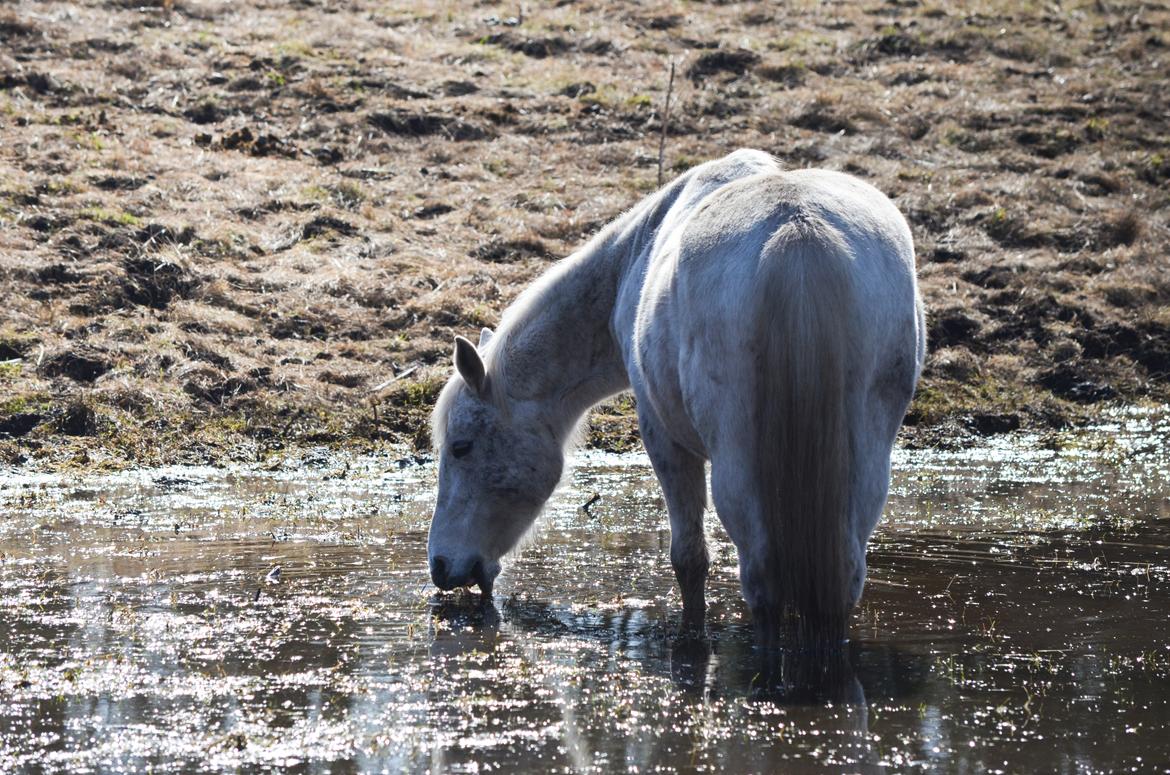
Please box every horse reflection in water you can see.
[427,597,890,773]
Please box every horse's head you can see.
[427,330,564,597]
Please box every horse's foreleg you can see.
[639,415,708,631]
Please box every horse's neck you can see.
[495,224,648,439]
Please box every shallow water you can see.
[2,411,1170,773]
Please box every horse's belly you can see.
[631,293,708,458]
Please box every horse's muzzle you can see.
[430,555,495,597]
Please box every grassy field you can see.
[1,0,1168,468]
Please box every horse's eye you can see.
[451,440,473,459]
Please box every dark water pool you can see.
[2,410,1169,772]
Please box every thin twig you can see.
[657,59,676,188]
[369,365,418,394]
[581,492,602,516]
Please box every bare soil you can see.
[1,0,1168,467]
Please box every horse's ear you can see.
[478,327,494,349]
[454,335,486,395]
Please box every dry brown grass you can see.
[0,0,1168,466]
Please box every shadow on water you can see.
[434,589,939,704]
[2,410,1170,771]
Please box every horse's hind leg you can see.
[846,386,917,607]
[708,458,782,650]
[640,415,709,631]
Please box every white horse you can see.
[428,149,925,646]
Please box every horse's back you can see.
[633,161,923,457]
[673,169,919,377]
[674,168,916,324]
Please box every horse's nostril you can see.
[430,555,451,589]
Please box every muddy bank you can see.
[1,0,1168,468]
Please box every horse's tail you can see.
[755,215,853,646]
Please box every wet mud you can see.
[2,410,1169,772]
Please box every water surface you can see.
[2,411,1169,772]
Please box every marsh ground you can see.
[1,0,1168,467]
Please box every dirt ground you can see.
[1,0,1168,468]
